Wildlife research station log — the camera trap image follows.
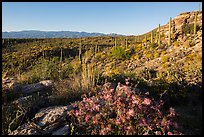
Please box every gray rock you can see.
[41,122,63,135]
[33,106,67,127]
[21,80,53,95]
[9,106,68,135]
[12,95,33,106]
[52,124,69,135]
[9,122,42,135]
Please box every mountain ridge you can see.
[2,30,123,38]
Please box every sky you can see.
[2,2,202,35]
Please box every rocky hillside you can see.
[95,11,202,84]
[2,11,202,135]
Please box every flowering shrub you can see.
[67,82,182,135]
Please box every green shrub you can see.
[19,57,73,84]
[146,53,153,60]
[173,41,179,47]
[161,62,169,69]
[61,63,74,79]
[161,55,169,63]
[182,23,199,35]
[110,46,130,60]
[150,43,158,49]
[154,52,160,58]
[161,50,167,56]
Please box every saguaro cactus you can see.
[172,20,176,34]
[125,37,127,48]
[95,44,98,55]
[194,12,198,36]
[59,47,63,80]
[168,17,172,46]
[79,38,82,64]
[151,31,153,44]
[155,32,158,43]
[115,37,117,49]
[43,49,45,59]
[60,47,63,62]
[145,35,147,45]
[158,24,161,47]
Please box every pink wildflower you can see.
[85,114,91,122]
[125,78,130,85]
[120,114,126,123]
[116,118,121,125]
[155,131,162,135]
[100,129,107,135]
[127,109,134,117]
[167,131,173,135]
[92,117,98,124]
[143,132,149,135]
[94,104,100,111]
[104,94,112,100]
[106,124,112,132]
[110,88,114,93]
[127,126,132,130]
[75,110,80,116]
[131,95,136,100]
[138,118,147,126]
[143,98,151,105]
[132,99,139,105]
[123,85,128,91]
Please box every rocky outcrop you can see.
[9,106,69,135]
[2,79,53,95]
[158,11,202,39]
[3,80,53,104]
[21,80,53,95]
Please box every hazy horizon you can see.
[2,29,122,35]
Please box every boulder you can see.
[33,106,67,127]
[21,80,53,95]
[9,106,68,135]
[12,95,33,106]
[52,124,69,135]
[9,122,42,135]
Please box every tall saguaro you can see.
[79,38,82,64]
[95,44,98,56]
[151,31,153,44]
[60,47,63,63]
[125,37,128,49]
[168,17,172,46]
[158,24,161,47]
[194,12,198,36]
[115,37,117,49]
[145,35,147,45]
[59,46,63,80]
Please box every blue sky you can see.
[2,2,202,35]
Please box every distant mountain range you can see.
[2,30,122,38]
